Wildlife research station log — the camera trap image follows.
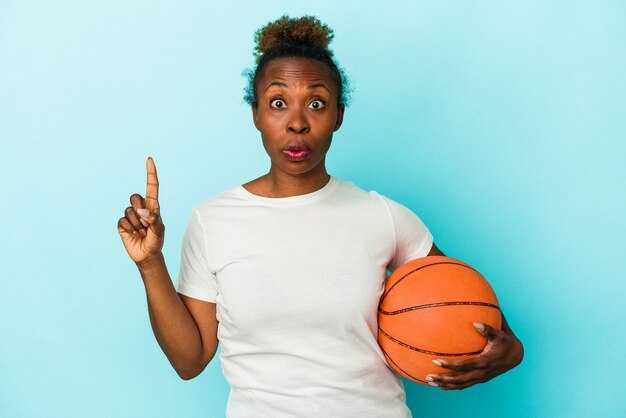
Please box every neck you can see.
[262,163,330,198]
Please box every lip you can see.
[283,141,311,152]
[282,149,310,161]
[282,141,311,161]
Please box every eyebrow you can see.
[264,81,330,92]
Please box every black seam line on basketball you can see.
[379,345,428,384]
[379,301,501,315]
[378,327,483,357]
[381,262,480,304]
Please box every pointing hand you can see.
[117,157,166,266]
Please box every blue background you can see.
[1,1,624,417]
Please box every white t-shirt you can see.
[175,176,433,418]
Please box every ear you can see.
[333,103,345,132]
[252,103,260,131]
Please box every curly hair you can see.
[242,14,353,107]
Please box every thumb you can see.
[473,322,501,340]
[136,207,163,232]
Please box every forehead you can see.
[258,57,336,91]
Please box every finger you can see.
[117,216,139,237]
[136,207,160,225]
[124,206,147,238]
[438,371,487,390]
[130,194,149,228]
[427,369,484,387]
[145,156,159,212]
[439,378,483,391]
[136,207,164,236]
[432,357,483,372]
[473,322,502,341]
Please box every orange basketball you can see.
[377,256,501,385]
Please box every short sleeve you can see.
[381,196,434,272]
[175,208,219,303]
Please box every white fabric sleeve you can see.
[174,208,219,303]
[381,195,434,272]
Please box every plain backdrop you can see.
[1,1,624,417]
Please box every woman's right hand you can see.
[117,157,166,266]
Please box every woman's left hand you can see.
[425,317,524,390]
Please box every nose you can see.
[287,109,309,134]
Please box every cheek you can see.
[315,112,338,131]
[257,114,282,136]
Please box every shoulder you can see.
[332,176,388,202]
[333,177,410,216]
[338,179,429,229]
[192,184,245,215]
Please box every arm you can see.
[138,254,219,380]
[118,158,219,380]
[427,242,445,256]
[424,242,525,390]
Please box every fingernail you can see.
[474,322,485,332]
[139,218,149,227]
[425,376,434,382]
[428,382,439,387]
[137,208,150,217]
[432,360,443,367]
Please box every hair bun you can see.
[253,14,334,59]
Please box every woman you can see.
[117,14,523,417]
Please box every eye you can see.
[309,100,325,110]
[270,99,286,109]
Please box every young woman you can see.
[117,14,523,417]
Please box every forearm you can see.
[137,253,203,379]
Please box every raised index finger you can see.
[145,156,160,212]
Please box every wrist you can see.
[136,252,165,273]
[507,337,524,369]
[514,338,524,366]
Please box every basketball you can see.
[377,256,502,385]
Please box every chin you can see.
[276,162,319,176]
